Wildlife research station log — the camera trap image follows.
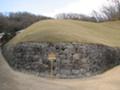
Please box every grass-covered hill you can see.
[3,20,120,78]
[7,20,120,47]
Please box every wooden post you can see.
[50,60,54,78]
[48,52,56,79]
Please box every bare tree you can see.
[92,10,110,22]
[0,12,52,44]
[56,13,97,22]
[102,0,120,20]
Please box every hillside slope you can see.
[7,20,120,47]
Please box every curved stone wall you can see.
[2,42,120,78]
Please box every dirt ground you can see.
[0,49,120,90]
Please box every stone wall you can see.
[2,42,120,78]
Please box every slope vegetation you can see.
[7,20,120,47]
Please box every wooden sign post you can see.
[48,52,56,78]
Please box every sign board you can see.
[48,52,56,61]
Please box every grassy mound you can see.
[7,20,120,47]
[2,20,120,78]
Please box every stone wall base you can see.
[2,42,120,78]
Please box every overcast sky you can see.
[0,0,114,17]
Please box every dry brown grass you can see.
[7,20,120,47]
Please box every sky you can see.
[0,0,114,17]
